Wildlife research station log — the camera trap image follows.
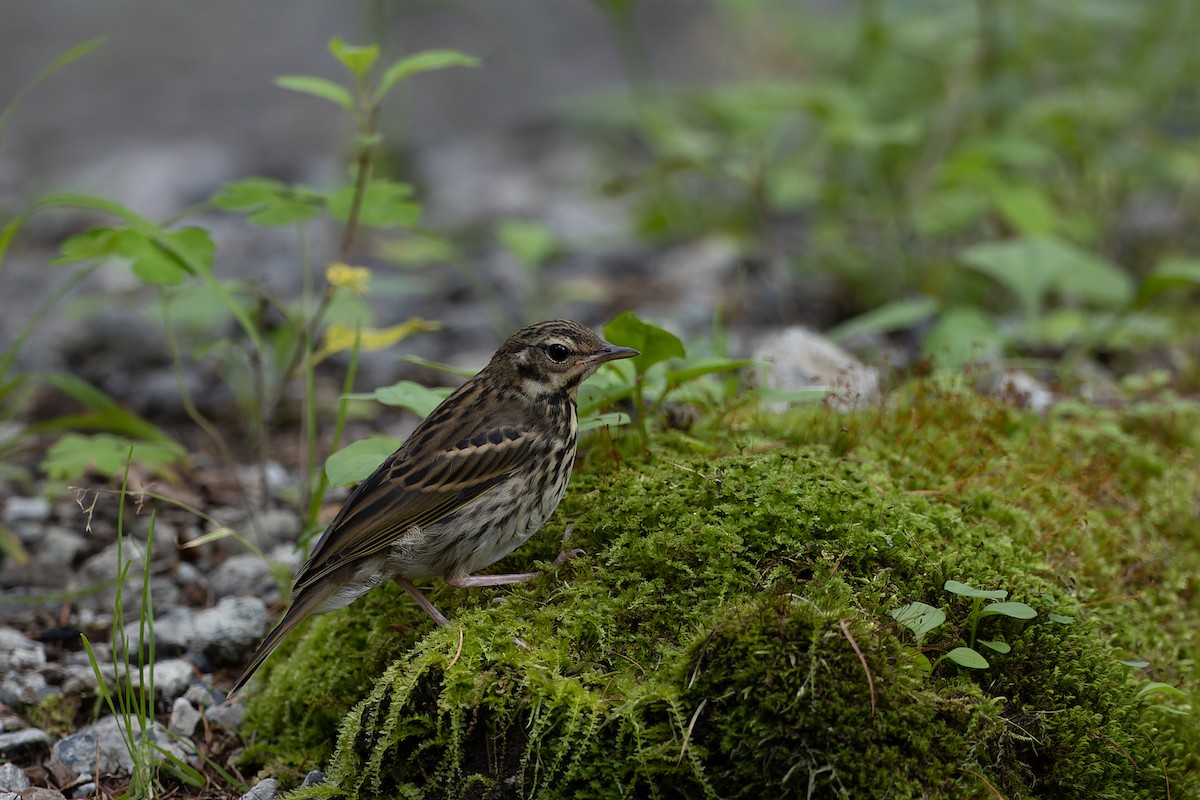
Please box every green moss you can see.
[242,387,1198,798]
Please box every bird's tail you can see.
[229,580,337,695]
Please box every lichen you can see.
[241,385,1199,798]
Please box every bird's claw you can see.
[552,547,585,567]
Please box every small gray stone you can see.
[0,763,30,792]
[32,527,88,564]
[184,683,221,709]
[0,729,49,762]
[0,629,45,671]
[146,607,197,655]
[240,777,278,800]
[70,783,96,799]
[753,327,881,412]
[51,732,111,779]
[70,716,194,775]
[204,700,245,731]
[209,554,275,600]
[2,496,51,524]
[142,659,194,701]
[0,792,16,800]
[168,697,201,737]
[257,508,300,548]
[300,770,326,788]
[14,788,65,800]
[981,368,1054,415]
[190,597,269,667]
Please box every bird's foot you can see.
[551,523,585,566]
[394,576,451,627]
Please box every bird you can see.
[230,319,638,693]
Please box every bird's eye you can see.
[545,343,571,363]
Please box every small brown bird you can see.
[230,320,637,693]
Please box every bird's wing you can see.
[293,414,544,592]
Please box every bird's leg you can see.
[394,576,451,627]
[445,571,540,588]
[552,523,584,566]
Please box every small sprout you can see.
[890,601,946,645]
[944,579,1007,600]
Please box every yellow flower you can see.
[325,262,371,296]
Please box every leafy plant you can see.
[891,579,1039,673]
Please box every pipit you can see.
[231,320,637,692]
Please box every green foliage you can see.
[243,389,1197,798]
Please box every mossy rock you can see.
[242,388,1199,798]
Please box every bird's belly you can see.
[387,464,572,580]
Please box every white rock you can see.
[983,368,1055,415]
[2,496,51,523]
[240,777,279,800]
[0,762,30,792]
[753,327,881,412]
[191,597,270,666]
[168,697,202,737]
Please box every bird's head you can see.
[492,319,639,399]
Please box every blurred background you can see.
[1,0,1199,444]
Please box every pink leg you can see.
[446,571,540,588]
[393,576,451,627]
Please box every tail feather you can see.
[229,580,337,695]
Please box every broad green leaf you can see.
[274,75,354,111]
[827,296,939,343]
[1134,681,1187,702]
[212,178,325,226]
[329,37,379,79]
[921,309,1002,368]
[665,358,752,386]
[979,601,1037,620]
[910,650,932,675]
[497,219,557,269]
[945,647,989,669]
[580,411,631,433]
[890,601,946,643]
[991,182,1058,236]
[1048,613,1075,625]
[325,436,402,486]
[328,180,421,228]
[977,639,1011,654]
[375,49,481,102]
[959,240,1055,319]
[42,433,185,480]
[53,227,124,264]
[1119,660,1150,669]
[944,580,1007,600]
[1136,258,1200,305]
[369,380,452,417]
[604,312,685,375]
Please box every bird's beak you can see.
[586,343,639,366]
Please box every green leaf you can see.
[1136,257,1200,305]
[945,647,989,669]
[979,601,1037,620]
[921,309,1002,368]
[52,225,211,285]
[212,178,325,227]
[395,355,478,379]
[944,580,1007,600]
[274,75,354,111]
[328,37,379,80]
[665,358,752,386]
[827,297,939,343]
[580,411,632,433]
[959,237,1133,318]
[41,433,185,481]
[991,182,1058,236]
[604,312,685,375]
[328,180,421,228]
[497,220,558,269]
[890,601,946,643]
[1048,613,1075,625]
[325,436,402,486]
[977,639,1011,654]
[1134,681,1187,702]
[375,49,481,102]
[1119,659,1150,669]
[368,380,452,417]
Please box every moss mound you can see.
[243,388,1198,798]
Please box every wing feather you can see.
[293,414,540,592]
